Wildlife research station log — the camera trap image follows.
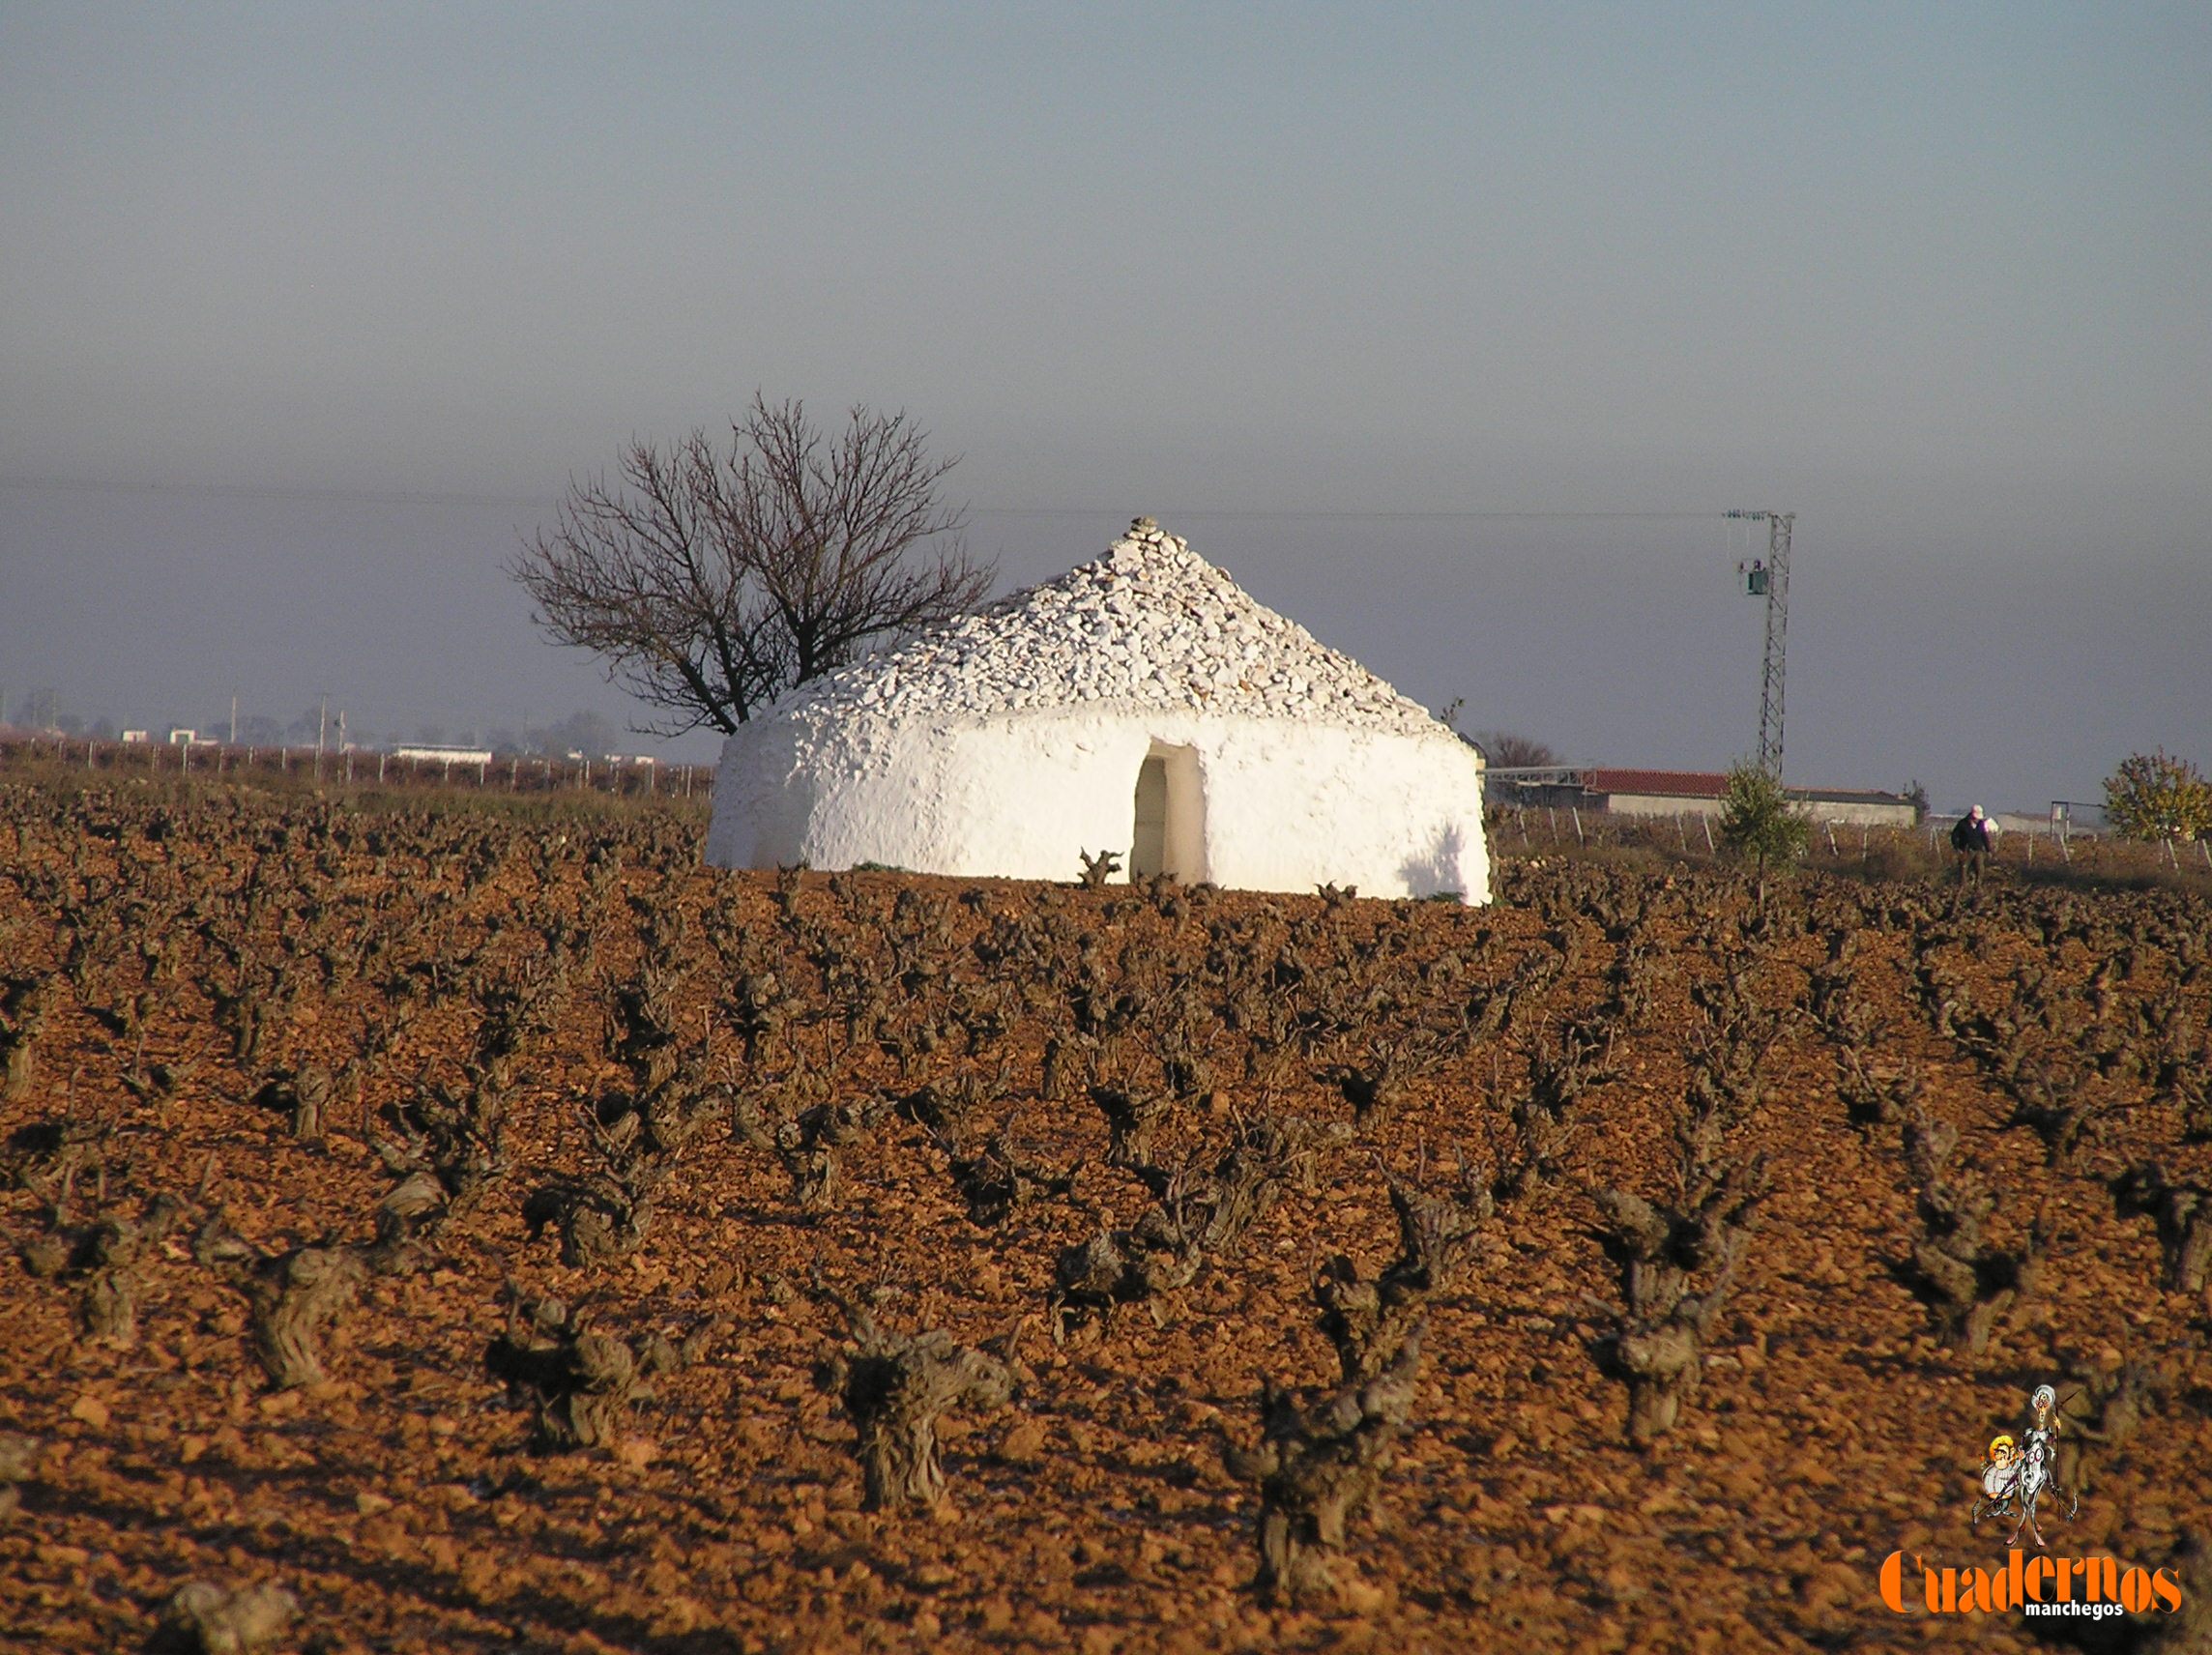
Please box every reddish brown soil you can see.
[1,777,2206,1654]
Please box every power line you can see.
[0,474,546,509]
[2,475,1741,523]
[966,508,1730,521]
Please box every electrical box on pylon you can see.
[1726,509,1795,775]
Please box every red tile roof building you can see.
[1577,769,1729,799]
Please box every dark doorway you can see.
[1128,742,1202,882]
[1131,755,1169,879]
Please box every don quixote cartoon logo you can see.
[1877,1382,2186,1625]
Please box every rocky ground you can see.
[1,772,2207,1653]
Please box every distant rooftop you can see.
[1575,769,1908,805]
[1580,769,1729,798]
[391,743,491,763]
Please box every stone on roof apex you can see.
[1105,514,1190,567]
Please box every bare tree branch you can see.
[1472,731,1557,769]
[509,396,990,737]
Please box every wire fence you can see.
[0,730,716,803]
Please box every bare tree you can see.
[1472,731,1557,769]
[510,395,993,736]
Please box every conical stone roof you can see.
[771,518,1440,739]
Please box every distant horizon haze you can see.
[2,4,2205,816]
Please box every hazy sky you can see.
[3,3,2206,809]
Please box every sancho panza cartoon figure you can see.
[1972,1383,2079,1549]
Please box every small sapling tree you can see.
[1717,761,1810,904]
[2103,749,2212,843]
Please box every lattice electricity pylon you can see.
[1728,509,1795,777]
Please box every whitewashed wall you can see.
[706,707,1489,902]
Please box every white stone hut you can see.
[705,519,1489,902]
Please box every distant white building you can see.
[1517,769,1918,828]
[392,743,492,766]
[708,519,1490,902]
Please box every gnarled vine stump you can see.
[485,1294,651,1451]
[1222,1328,1422,1601]
[247,1245,366,1389]
[821,1302,1011,1510]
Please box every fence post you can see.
[1823,822,1838,857]
[1570,807,1584,846]
[1701,814,1715,854]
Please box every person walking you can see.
[1951,804,1994,885]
